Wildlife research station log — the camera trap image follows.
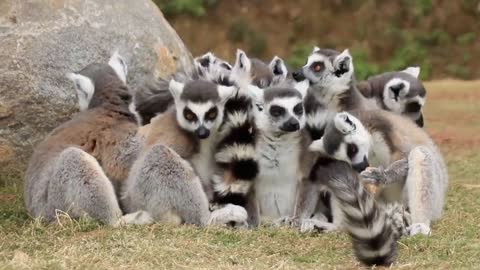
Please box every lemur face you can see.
[169,79,236,139]
[194,52,233,86]
[254,86,307,134]
[292,47,354,93]
[309,112,372,172]
[380,67,426,126]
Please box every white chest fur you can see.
[255,132,302,221]
[190,138,216,197]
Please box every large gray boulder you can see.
[0,0,192,181]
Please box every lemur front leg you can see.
[123,144,248,227]
[360,158,409,187]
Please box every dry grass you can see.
[1,80,480,269]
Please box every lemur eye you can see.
[183,108,197,122]
[310,61,324,72]
[347,143,358,158]
[293,103,304,115]
[269,105,285,117]
[205,107,218,121]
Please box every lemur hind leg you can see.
[405,146,447,236]
[123,144,247,227]
[46,147,123,225]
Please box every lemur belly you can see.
[190,138,216,199]
[255,134,301,221]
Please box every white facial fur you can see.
[168,79,234,134]
[67,73,95,111]
[255,96,306,134]
[108,51,128,84]
[383,78,411,113]
[309,112,371,166]
[269,56,288,84]
[302,49,354,96]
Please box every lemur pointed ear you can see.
[294,79,310,99]
[218,85,237,103]
[108,51,128,84]
[334,112,357,134]
[312,46,321,53]
[309,138,326,153]
[195,52,215,68]
[269,56,288,77]
[168,79,185,100]
[66,73,95,111]
[333,49,353,78]
[402,66,420,78]
[230,49,252,88]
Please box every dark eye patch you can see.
[269,105,285,117]
[205,107,218,121]
[273,60,283,75]
[347,143,358,159]
[198,57,210,67]
[183,107,198,122]
[293,103,304,115]
[310,61,324,72]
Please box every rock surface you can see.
[0,0,192,180]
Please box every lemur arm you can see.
[361,158,409,186]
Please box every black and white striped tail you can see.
[325,162,407,266]
[213,94,258,207]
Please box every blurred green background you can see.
[154,0,480,80]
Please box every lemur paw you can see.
[273,216,297,227]
[408,223,431,236]
[209,204,248,228]
[299,219,337,233]
[360,166,386,184]
[117,210,154,226]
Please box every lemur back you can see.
[24,53,143,225]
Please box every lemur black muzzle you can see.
[405,102,422,113]
[352,156,369,173]
[292,70,306,82]
[195,126,210,139]
[281,117,300,132]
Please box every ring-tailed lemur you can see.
[305,110,447,236]
[357,67,426,127]
[211,49,315,225]
[123,79,248,227]
[293,47,447,233]
[312,158,411,266]
[210,50,291,211]
[131,52,233,125]
[23,52,153,225]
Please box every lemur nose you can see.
[195,126,210,139]
[352,156,369,173]
[282,118,300,132]
[292,70,305,82]
[405,102,421,113]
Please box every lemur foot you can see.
[116,210,154,226]
[299,219,337,233]
[208,204,248,228]
[408,223,431,236]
